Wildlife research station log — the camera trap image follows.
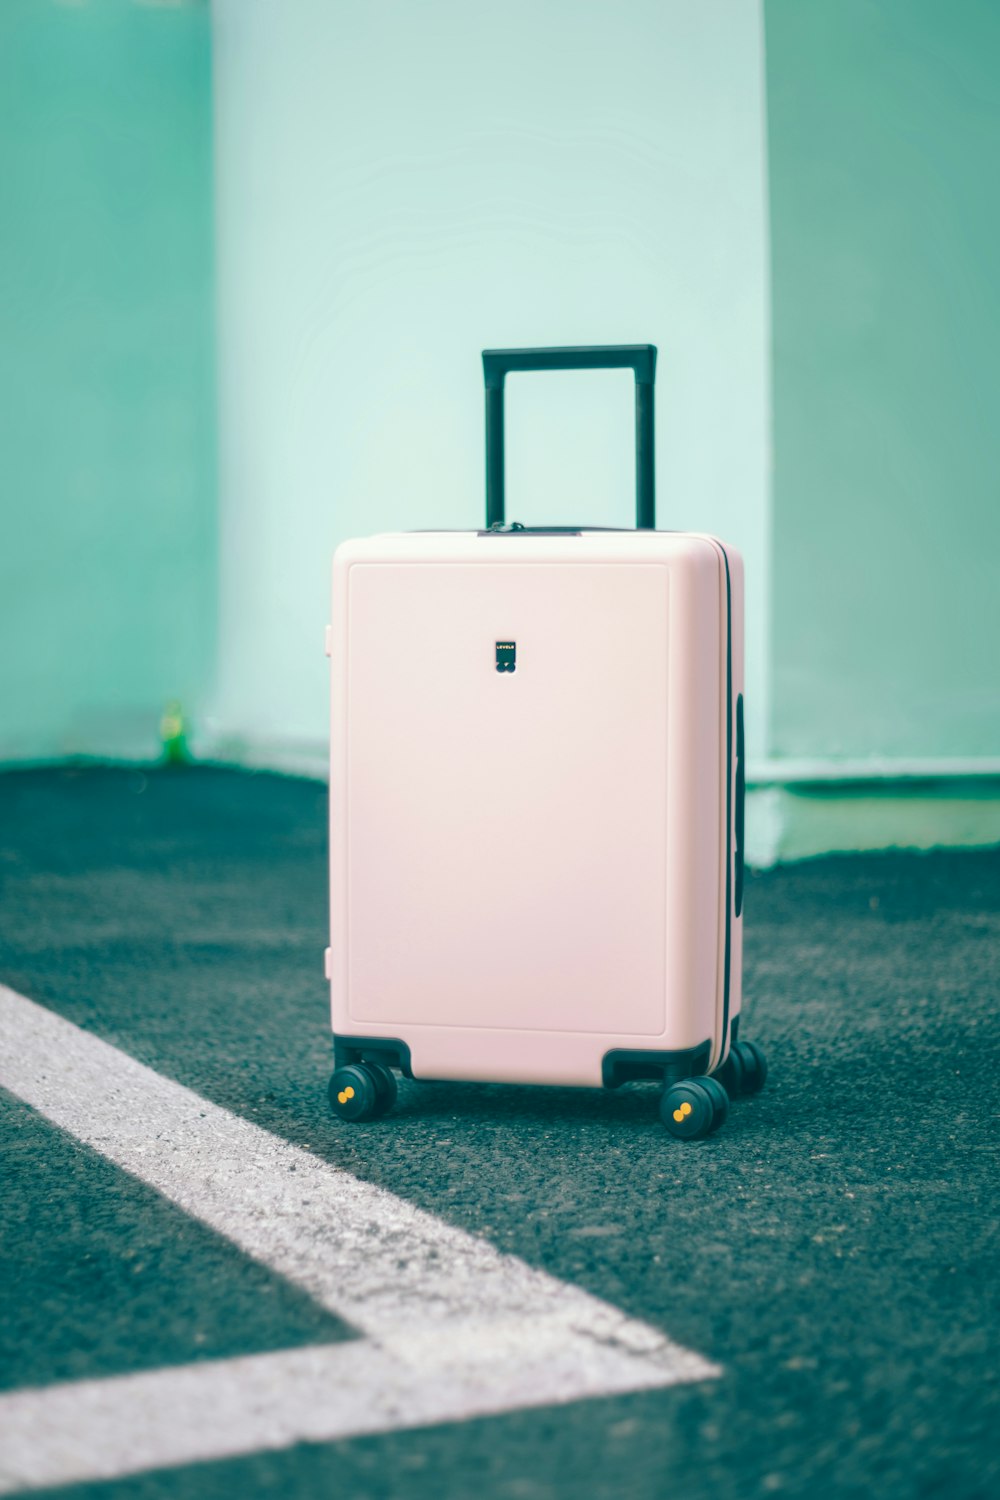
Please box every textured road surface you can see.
[1,767,998,1499]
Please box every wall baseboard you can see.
[201,733,1000,869]
[745,784,1000,867]
[748,756,1000,785]
[195,732,329,782]
[2,736,997,870]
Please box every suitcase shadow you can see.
[390,1078,664,1128]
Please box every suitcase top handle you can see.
[481,344,657,531]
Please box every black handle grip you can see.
[482,344,657,530]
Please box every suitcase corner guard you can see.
[601,1042,713,1090]
[333,1034,414,1079]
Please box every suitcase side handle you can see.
[481,344,657,530]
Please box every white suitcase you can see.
[327,345,766,1139]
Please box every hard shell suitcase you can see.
[326,345,767,1139]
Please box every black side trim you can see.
[602,1041,712,1090]
[333,1034,413,1079]
[735,693,745,918]
[719,544,734,1059]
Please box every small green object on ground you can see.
[160,701,191,766]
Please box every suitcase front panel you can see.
[342,559,670,1037]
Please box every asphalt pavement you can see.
[1,766,997,1499]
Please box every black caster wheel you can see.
[717,1040,768,1098]
[328,1063,379,1122]
[714,1047,746,1098]
[733,1040,767,1095]
[661,1076,729,1140]
[367,1061,398,1118]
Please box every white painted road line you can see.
[0,985,718,1493]
[0,1323,710,1493]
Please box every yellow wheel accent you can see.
[344,1085,355,1100]
[337,1090,347,1104]
[680,1101,692,1118]
[672,1107,685,1123]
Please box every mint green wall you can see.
[210,0,770,771]
[765,0,1000,764]
[0,0,215,764]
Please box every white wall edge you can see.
[2,740,996,872]
[748,756,1000,784]
[194,732,329,782]
[196,734,1000,874]
[197,736,1000,790]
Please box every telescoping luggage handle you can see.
[482,344,657,531]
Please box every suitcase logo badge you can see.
[495,640,516,673]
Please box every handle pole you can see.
[485,385,505,529]
[636,379,655,531]
[481,344,657,530]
